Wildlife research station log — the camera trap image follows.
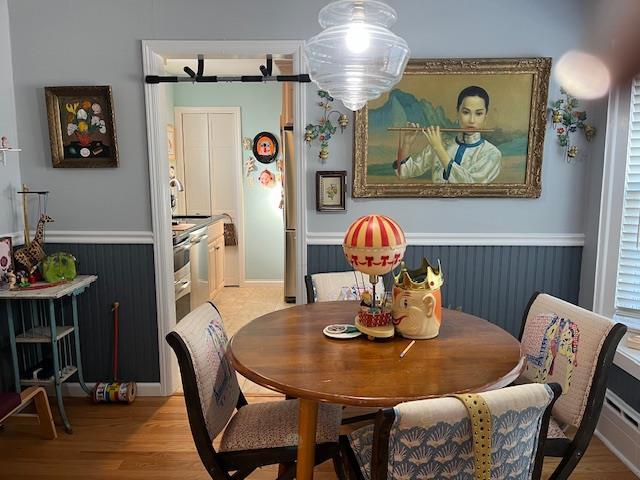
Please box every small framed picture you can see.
[316,171,347,212]
[45,85,119,168]
[0,236,13,280]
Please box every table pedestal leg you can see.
[297,399,319,480]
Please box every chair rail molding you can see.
[143,39,308,397]
[306,231,585,246]
[10,231,154,245]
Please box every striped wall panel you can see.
[0,243,158,392]
[307,245,583,337]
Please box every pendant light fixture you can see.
[304,0,410,111]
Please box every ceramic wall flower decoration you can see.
[304,90,349,161]
[551,88,596,161]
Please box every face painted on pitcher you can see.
[392,287,442,339]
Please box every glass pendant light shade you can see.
[305,0,410,111]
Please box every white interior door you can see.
[209,112,241,286]
[182,113,211,216]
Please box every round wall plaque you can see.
[253,132,279,164]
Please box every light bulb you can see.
[345,22,370,53]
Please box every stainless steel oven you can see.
[173,237,191,322]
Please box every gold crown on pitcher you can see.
[393,258,444,291]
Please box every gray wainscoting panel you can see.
[0,243,158,392]
[608,364,640,412]
[307,245,583,337]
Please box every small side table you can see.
[0,275,97,433]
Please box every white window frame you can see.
[594,79,640,379]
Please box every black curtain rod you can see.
[145,74,311,84]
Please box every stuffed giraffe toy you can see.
[14,214,54,272]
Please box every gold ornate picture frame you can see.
[45,85,119,168]
[353,57,551,198]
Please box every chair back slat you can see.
[308,271,385,303]
[520,293,618,427]
[168,302,240,441]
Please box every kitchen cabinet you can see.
[208,221,225,299]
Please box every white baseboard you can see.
[306,232,585,246]
[241,280,284,287]
[595,389,640,477]
[58,382,162,397]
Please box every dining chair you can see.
[0,386,57,439]
[518,292,627,480]
[305,271,388,425]
[166,301,345,480]
[305,271,385,304]
[341,383,561,480]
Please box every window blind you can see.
[616,76,640,312]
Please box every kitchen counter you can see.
[172,215,225,245]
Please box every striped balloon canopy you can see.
[343,215,407,277]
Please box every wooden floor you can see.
[0,394,636,480]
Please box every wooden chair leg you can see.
[333,452,347,480]
[33,388,57,440]
[548,450,583,480]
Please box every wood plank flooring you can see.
[0,394,636,479]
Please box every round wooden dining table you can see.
[228,301,524,480]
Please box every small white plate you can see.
[323,324,361,339]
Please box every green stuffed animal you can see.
[41,252,77,283]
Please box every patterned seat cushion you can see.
[547,416,568,439]
[219,399,342,452]
[348,424,374,480]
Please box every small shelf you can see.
[20,365,77,386]
[0,147,21,166]
[16,325,75,343]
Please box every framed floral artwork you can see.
[353,57,551,198]
[45,85,119,168]
[316,170,346,211]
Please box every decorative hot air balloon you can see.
[342,215,407,338]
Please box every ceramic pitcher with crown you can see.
[392,259,444,339]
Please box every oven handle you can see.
[174,242,192,254]
[190,234,208,244]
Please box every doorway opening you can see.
[143,41,308,396]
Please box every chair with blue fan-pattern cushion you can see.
[340,383,561,480]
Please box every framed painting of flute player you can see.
[352,57,551,198]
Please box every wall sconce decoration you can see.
[551,88,596,161]
[305,90,349,161]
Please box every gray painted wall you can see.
[6,0,601,236]
[0,0,21,236]
[307,245,582,337]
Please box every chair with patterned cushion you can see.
[518,292,627,480]
[341,383,561,480]
[305,271,386,425]
[166,302,345,480]
[305,272,385,304]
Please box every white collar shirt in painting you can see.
[393,132,502,183]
